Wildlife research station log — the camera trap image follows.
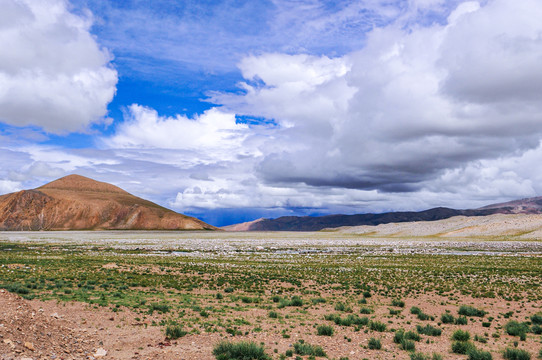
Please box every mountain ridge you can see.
[0,175,216,231]
[222,197,542,231]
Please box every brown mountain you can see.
[0,175,217,231]
[223,196,542,231]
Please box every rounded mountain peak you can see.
[38,174,129,194]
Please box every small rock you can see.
[25,342,36,351]
[51,313,60,319]
[93,348,107,358]
[3,338,15,348]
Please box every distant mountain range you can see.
[0,175,216,231]
[223,197,542,231]
[2,174,541,232]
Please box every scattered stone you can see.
[93,347,107,358]
[24,341,36,351]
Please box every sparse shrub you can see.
[531,325,542,334]
[410,353,442,360]
[355,316,369,326]
[369,321,387,332]
[410,306,422,315]
[363,291,371,298]
[452,329,471,341]
[368,338,382,350]
[404,331,421,342]
[455,316,468,325]
[290,296,303,307]
[506,321,530,338]
[467,348,493,360]
[417,324,442,336]
[530,313,542,325]
[417,312,433,321]
[269,311,278,319]
[451,341,476,354]
[335,302,352,312]
[400,339,416,351]
[458,305,486,317]
[293,341,326,357]
[324,313,368,327]
[240,296,254,303]
[4,283,30,295]
[226,327,242,336]
[149,302,170,314]
[390,308,402,315]
[213,341,271,360]
[317,324,334,336]
[394,330,405,344]
[285,349,293,357]
[503,348,531,360]
[360,307,373,314]
[474,335,488,343]
[392,299,405,308]
[165,323,187,339]
[410,353,429,360]
[278,296,303,308]
[311,297,326,304]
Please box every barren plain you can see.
[0,231,541,360]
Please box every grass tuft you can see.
[213,341,271,360]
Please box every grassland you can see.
[0,231,541,359]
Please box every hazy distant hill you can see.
[478,196,542,213]
[223,196,542,231]
[333,213,542,239]
[0,175,217,231]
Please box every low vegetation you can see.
[0,232,541,359]
[212,341,271,360]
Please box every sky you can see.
[1,0,542,227]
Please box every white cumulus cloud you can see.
[104,105,258,163]
[210,0,542,196]
[0,0,117,133]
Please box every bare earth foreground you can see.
[0,231,541,360]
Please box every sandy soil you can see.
[1,287,541,360]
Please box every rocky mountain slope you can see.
[223,197,542,231]
[0,175,216,231]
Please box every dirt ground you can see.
[1,288,541,360]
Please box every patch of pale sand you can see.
[102,263,120,269]
[338,214,542,238]
[2,288,541,360]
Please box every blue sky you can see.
[2,0,542,226]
